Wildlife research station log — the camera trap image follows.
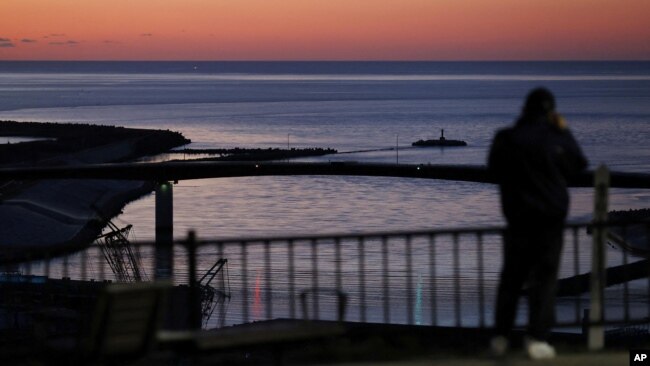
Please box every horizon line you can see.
[1,59,649,63]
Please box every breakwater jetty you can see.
[0,121,189,166]
[174,147,337,161]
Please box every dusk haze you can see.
[1,1,650,365]
[1,0,649,60]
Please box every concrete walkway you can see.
[330,351,628,366]
[324,351,629,366]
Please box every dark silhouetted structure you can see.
[488,88,588,358]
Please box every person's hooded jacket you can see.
[488,89,588,225]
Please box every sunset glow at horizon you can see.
[1,0,649,61]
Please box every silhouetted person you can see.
[488,88,587,359]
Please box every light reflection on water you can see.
[117,176,502,240]
[115,179,650,241]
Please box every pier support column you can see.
[155,181,173,280]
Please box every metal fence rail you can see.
[3,220,649,338]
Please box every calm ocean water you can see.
[1,61,649,237]
[1,61,649,327]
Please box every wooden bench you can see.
[43,281,170,364]
[159,319,345,365]
[157,286,348,364]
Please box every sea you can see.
[1,61,649,328]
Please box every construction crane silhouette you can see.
[96,220,230,326]
[199,258,231,327]
[95,221,147,282]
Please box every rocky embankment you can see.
[0,121,190,260]
[0,121,189,166]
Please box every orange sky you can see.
[1,0,649,60]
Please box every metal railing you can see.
[3,220,649,336]
[2,164,650,351]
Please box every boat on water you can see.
[412,129,467,147]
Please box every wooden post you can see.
[589,164,609,350]
[155,181,173,280]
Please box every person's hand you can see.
[550,113,567,130]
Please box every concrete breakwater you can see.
[0,121,190,260]
[174,147,338,161]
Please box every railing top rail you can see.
[3,218,649,265]
[185,224,508,246]
[109,217,650,247]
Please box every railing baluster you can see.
[44,252,51,279]
[81,247,88,281]
[311,239,319,320]
[187,231,200,330]
[453,233,461,327]
[241,242,249,323]
[288,239,295,319]
[62,254,68,279]
[573,227,581,325]
[335,238,342,305]
[359,236,366,323]
[477,232,485,328]
[134,242,143,280]
[218,241,226,328]
[406,235,414,325]
[99,245,106,281]
[429,234,437,326]
[647,222,650,321]
[25,254,32,277]
[381,236,390,324]
[622,225,630,323]
[264,240,272,320]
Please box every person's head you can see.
[523,87,555,116]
